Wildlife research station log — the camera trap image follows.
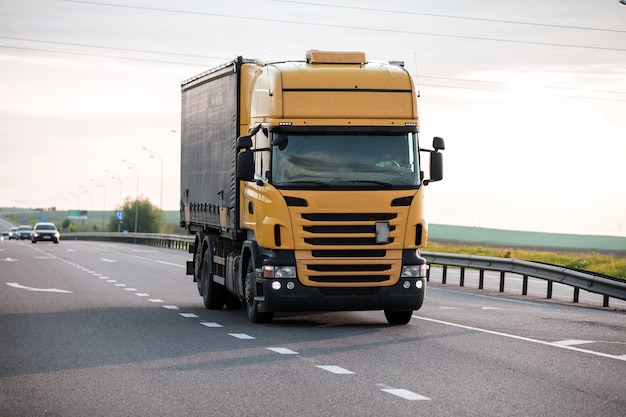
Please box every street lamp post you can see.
[142,147,163,233]
[106,170,123,208]
[90,179,106,230]
[106,170,123,232]
[78,186,92,211]
[122,159,139,233]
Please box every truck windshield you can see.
[271,132,420,189]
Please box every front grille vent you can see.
[296,210,401,285]
[302,213,397,222]
[311,250,387,258]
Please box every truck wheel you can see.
[201,251,226,309]
[195,248,203,296]
[384,310,413,325]
[244,259,273,323]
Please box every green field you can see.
[428,224,626,253]
[3,208,625,278]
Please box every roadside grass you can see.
[425,242,626,279]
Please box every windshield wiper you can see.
[281,180,333,188]
[341,180,394,188]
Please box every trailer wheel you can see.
[201,250,226,309]
[384,310,413,325]
[244,258,273,323]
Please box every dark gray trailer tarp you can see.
[180,62,239,234]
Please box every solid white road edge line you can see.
[413,315,626,362]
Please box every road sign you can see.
[115,210,124,221]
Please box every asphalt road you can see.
[1,239,625,417]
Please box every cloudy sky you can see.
[1,0,625,236]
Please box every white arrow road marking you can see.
[7,283,73,293]
[155,260,185,268]
[554,340,594,346]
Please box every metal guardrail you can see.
[64,232,194,251]
[63,232,626,307]
[422,251,626,307]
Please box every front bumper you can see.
[32,233,59,242]
[256,275,426,313]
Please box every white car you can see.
[31,222,60,244]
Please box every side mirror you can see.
[237,150,254,181]
[429,151,443,183]
[433,136,445,151]
[237,135,253,150]
[422,136,444,185]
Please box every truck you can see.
[180,50,444,324]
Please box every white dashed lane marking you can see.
[267,347,299,355]
[316,365,354,375]
[380,388,430,401]
[60,256,434,402]
[201,322,223,328]
[229,333,255,340]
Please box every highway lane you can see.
[1,239,625,416]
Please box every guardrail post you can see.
[522,275,528,296]
[547,281,553,299]
[442,265,447,284]
[478,270,485,290]
[426,265,431,282]
[460,267,465,287]
[603,295,609,308]
[573,287,579,303]
[499,271,505,293]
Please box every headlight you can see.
[274,266,296,278]
[263,265,297,279]
[401,264,429,277]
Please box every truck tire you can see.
[384,310,413,325]
[201,250,226,309]
[194,239,204,296]
[244,258,273,323]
